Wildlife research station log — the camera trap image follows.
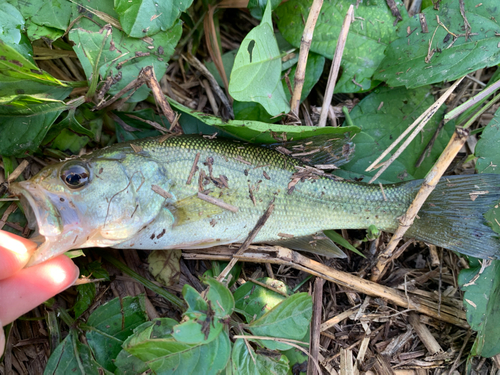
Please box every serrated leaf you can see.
[234,278,291,323]
[85,295,148,372]
[44,331,103,375]
[169,99,360,143]
[229,0,289,116]
[231,338,290,374]
[123,321,231,375]
[69,20,181,102]
[247,292,312,350]
[375,0,500,88]
[115,0,194,37]
[336,86,454,183]
[276,0,401,93]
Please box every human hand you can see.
[0,230,79,357]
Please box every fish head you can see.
[10,149,169,266]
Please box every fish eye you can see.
[61,163,90,189]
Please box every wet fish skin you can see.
[10,135,500,265]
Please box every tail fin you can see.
[406,174,500,259]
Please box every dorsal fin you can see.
[267,134,355,169]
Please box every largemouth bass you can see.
[9,135,500,266]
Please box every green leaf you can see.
[74,283,96,319]
[282,52,325,103]
[172,278,233,345]
[323,230,364,257]
[25,22,64,43]
[148,249,182,287]
[336,86,454,183]
[247,292,312,350]
[115,0,194,37]
[248,0,282,20]
[85,295,148,372]
[458,259,500,357]
[276,0,400,93]
[375,0,500,88]
[476,106,500,174]
[229,0,290,116]
[0,110,63,156]
[461,106,500,358]
[0,40,66,86]
[234,278,291,323]
[204,277,235,318]
[0,94,71,116]
[113,109,168,142]
[44,331,103,375]
[69,20,181,102]
[30,0,73,31]
[169,99,360,143]
[123,319,231,375]
[231,338,290,374]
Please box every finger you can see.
[0,255,79,326]
[0,230,38,280]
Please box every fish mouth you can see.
[10,181,63,237]
[10,181,85,266]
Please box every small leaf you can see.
[231,338,290,374]
[229,0,290,116]
[204,277,235,318]
[323,230,364,257]
[148,249,182,287]
[248,292,312,350]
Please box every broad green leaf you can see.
[30,0,73,31]
[233,100,278,123]
[461,106,500,358]
[44,331,103,375]
[123,319,231,375]
[85,295,148,372]
[336,86,454,183]
[0,2,31,57]
[247,292,312,350]
[231,338,289,374]
[25,22,64,42]
[74,261,110,318]
[0,77,72,98]
[169,99,360,143]
[51,129,90,153]
[458,258,500,357]
[229,0,289,116]
[69,20,181,102]
[0,110,63,156]
[276,0,401,93]
[234,278,291,323]
[476,107,500,174]
[375,0,500,88]
[0,95,72,116]
[115,0,194,37]
[0,40,66,86]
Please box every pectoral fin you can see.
[267,233,346,258]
